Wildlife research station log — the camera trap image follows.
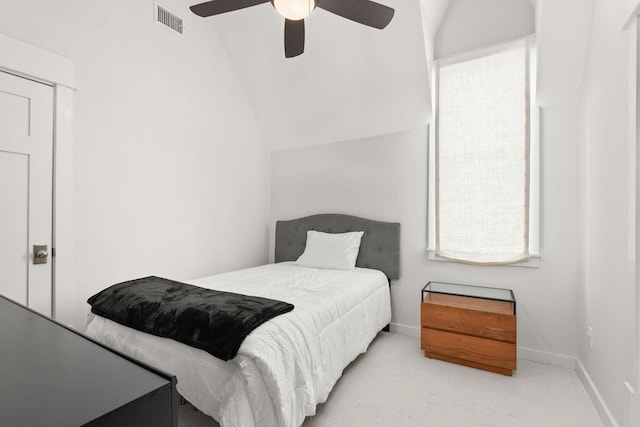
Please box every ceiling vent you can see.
[155,3,184,35]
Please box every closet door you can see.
[0,70,54,316]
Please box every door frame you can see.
[633,15,640,427]
[623,9,640,427]
[0,34,76,326]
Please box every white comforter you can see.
[84,262,391,427]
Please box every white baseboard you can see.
[576,359,619,427]
[623,382,639,427]
[516,346,576,370]
[389,322,420,338]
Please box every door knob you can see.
[33,245,48,264]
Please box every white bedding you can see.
[84,262,391,427]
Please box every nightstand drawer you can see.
[421,327,516,371]
[421,298,516,343]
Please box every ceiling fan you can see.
[190,0,395,58]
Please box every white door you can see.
[0,70,54,316]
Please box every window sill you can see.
[427,251,541,268]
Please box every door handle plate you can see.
[34,245,48,264]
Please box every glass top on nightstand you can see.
[422,281,516,313]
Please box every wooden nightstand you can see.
[420,281,517,376]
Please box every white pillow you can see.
[295,230,365,271]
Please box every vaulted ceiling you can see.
[199,0,593,150]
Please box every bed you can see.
[84,213,400,427]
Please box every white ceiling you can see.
[196,0,594,150]
[208,0,433,150]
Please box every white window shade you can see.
[435,39,530,264]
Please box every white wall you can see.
[0,0,271,329]
[579,0,638,423]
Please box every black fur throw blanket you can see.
[87,276,294,360]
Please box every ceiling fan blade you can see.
[190,0,270,17]
[284,19,305,58]
[317,0,394,29]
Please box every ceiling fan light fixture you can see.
[273,0,315,20]
[190,0,395,58]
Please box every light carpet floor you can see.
[178,332,603,427]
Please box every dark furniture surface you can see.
[0,295,177,427]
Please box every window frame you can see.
[427,35,540,267]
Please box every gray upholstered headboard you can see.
[274,214,401,280]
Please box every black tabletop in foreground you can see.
[0,295,177,427]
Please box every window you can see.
[428,37,539,265]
